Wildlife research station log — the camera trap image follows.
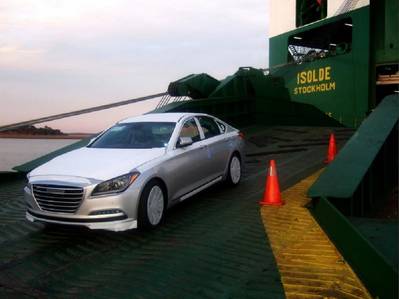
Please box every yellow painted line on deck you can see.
[260,170,372,299]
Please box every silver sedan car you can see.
[25,113,245,231]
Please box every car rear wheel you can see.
[226,154,241,186]
[138,181,165,229]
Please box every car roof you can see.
[118,112,199,124]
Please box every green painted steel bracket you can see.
[308,94,399,198]
[167,73,220,99]
[154,96,255,128]
[310,197,398,299]
[308,94,399,299]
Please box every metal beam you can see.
[0,92,167,132]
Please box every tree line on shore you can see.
[0,125,65,136]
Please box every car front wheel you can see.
[138,181,166,229]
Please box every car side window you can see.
[179,118,201,143]
[197,116,221,139]
[216,121,226,133]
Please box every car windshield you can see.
[89,122,176,149]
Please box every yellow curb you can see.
[260,169,372,299]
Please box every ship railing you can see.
[155,94,192,109]
[0,92,167,133]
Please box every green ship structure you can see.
[0,0,397,298]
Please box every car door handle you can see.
[199,145,208,150]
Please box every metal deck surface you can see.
[0,126,354,298]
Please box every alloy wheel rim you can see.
[230,156,241,184]
[147,186,164,225]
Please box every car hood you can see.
[29,147,165,181]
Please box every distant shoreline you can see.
[0,133,94,139]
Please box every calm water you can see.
[0,138,79,172]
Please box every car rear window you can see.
[216,121,226,133]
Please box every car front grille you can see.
[32,184,84,214]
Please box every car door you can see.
[196,116,229,180]
[165,117,209,200]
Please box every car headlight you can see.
[91,172,140,196]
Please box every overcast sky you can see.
[0,0,269,133]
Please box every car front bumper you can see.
[26,209,137,231]
[24,176,143,232]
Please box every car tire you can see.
[138,180,166,229]
[226,154,242,186]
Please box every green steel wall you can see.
[154,97,255,128]
[308,95,399,299]
[269,7,370,128]
[372,0,399,65]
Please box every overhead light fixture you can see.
[293,36,302,40]
[329,43,337,47]
[344,23,353,27]
[394,90,399,93]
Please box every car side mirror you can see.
[177,137,193,148]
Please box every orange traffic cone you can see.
[324,133,337,164]
[259,160,284,206]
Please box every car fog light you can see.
[89,209,124,216]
